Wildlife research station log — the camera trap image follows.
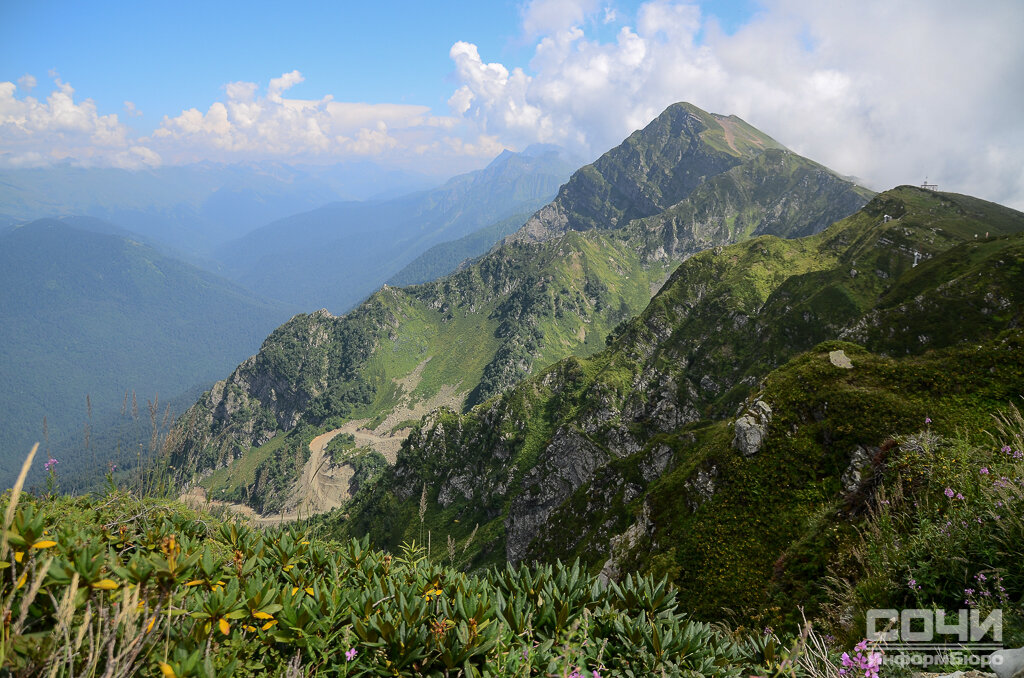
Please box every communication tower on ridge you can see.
[920,177,938,190]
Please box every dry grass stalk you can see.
[463,523,479,556]
[1,443,39,560]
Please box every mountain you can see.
[0,218,295,486]
[385,210,536,287]
[328,186,1024,622]
[216,146,581,312]
[0,162,435,261]
[165,102,871,516]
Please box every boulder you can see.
[991,647,1024,678]
[733,400,772,457]
[841,445,878,493]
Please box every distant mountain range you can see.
[216,145,581,312]
[0,161,437,261]
[0,146,589,487]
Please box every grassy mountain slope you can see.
[166,102,870,514]
[0,219,295,486]
[326,188,1024,625]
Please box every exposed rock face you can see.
[599,501,653,584]
[733,400,773,457]
[841,445,878,493]
[505,427,610,564]
[685,465,719,511]
[829,349,854,369]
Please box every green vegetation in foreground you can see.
[2,449,857,678]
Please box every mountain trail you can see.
[181,358,468,525]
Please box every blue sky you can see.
[2,1,1022,208]
[0,1,755,125]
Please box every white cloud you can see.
[449,0,1024,209]
[0,76,152,168]
[17,74,36,91]
[0,71,486,172]
[151,71,462,163]
[521,0,601,38]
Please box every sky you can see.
[1,0,1023,208]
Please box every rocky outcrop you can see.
[841,445,878,494]
[991,648,1024,678]
[599,501,653,584]
[733,400,773,457]
[506,427,610,564]
[684,464,719,511]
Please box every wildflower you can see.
[944,487,955,498]
[593,671,602,678]
[44,457,58,472]
[925,417,932,424]
[956,493,964,500]
[345,648,358,661]
[981,467,990,475]
[976,573,987,582]
[1002,445,1012,454]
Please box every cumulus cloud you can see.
[0,70,494,172]
[150,70,469,164]
[0,76,154,167]
[449,0,1024,209]
[17,74,36,91]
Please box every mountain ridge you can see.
[165,101,871,517]
[324,186,1024,623]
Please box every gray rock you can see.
[840,445,878,493]
[921,671,996,678]
[599,502,652,584]
[990,647,1024,678]
[640,444,673,483]
[829,349,854,369]
[505,427,608,564]
[733,400,772,457]
[685,465,719,511]
[699,374,720,395]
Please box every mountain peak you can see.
[510,102,812,243]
